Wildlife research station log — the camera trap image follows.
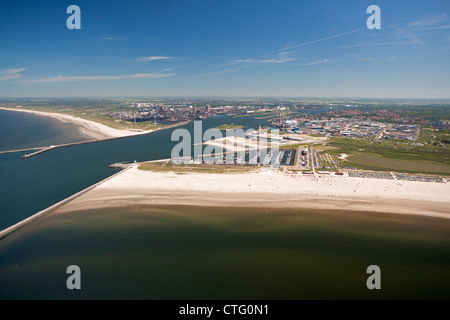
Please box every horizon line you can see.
[1,96,450,101]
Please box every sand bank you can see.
[0,107,154,140]
[55,166,450,219]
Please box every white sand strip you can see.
[0,107,154,140]
[55,166,450,219]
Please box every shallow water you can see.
[0,109,89,151]
[1,205,449,299]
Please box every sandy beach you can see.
[55,165,450,219]
[0,107,154,140]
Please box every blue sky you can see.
[1,0,450,98]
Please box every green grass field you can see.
[327,136,450,166]
[325,132,450,175]
[138,161,258,174]
[215,124,244,130]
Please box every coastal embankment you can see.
[0,165,135,239]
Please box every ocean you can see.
[1,205,449,299]
[0,109,449,299]
[0,109,89,151]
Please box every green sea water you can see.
[1,205,449,299]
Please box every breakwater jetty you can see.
[0,164,135,239]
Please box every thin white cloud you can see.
[268,28,367,55]
[408,14,447,28]
[233,49,295,65]
[200,27,366,78]
[229,28,365,69]
[138,56,176,61]
[392,25,425,46]
[387,14,450,47]
[22,72,175,83]
[196,26,375,78]
[103,36,128,41]
[199,50,293,78]
[0,68,26,81]
[358,56,395,63]
[162,59,206,72]
[233,57,294,64]
[344,15,449,49]
[445,35,450,50]
[343,20,428,49]
[342,39,423,48]
[194,66,249,78]
[434,25,450,30]
[296,59,330,66]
